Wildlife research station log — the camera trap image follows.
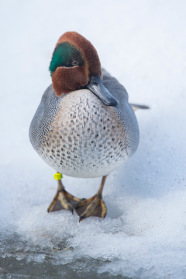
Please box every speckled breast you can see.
[38,89,134,178]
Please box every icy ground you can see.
[0,0,186,278]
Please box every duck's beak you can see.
[86,76,118,107]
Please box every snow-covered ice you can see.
[0,0,186,278]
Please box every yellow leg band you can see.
[54,173,63,180]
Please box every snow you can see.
[0,0,186,278]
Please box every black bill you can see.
[86,76,118,107]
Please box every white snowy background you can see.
[0,0,186,278]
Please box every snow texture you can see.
[0,0,186,278]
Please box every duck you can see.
[29,31,148,221]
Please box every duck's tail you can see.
[131,103,150,112]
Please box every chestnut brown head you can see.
[49,31,118,107]
[49,31,101,96]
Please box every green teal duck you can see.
[29,31,147,221]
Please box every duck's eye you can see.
[72,60,78,66]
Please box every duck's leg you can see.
[75,176,107,222]
[48,175,81,214]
